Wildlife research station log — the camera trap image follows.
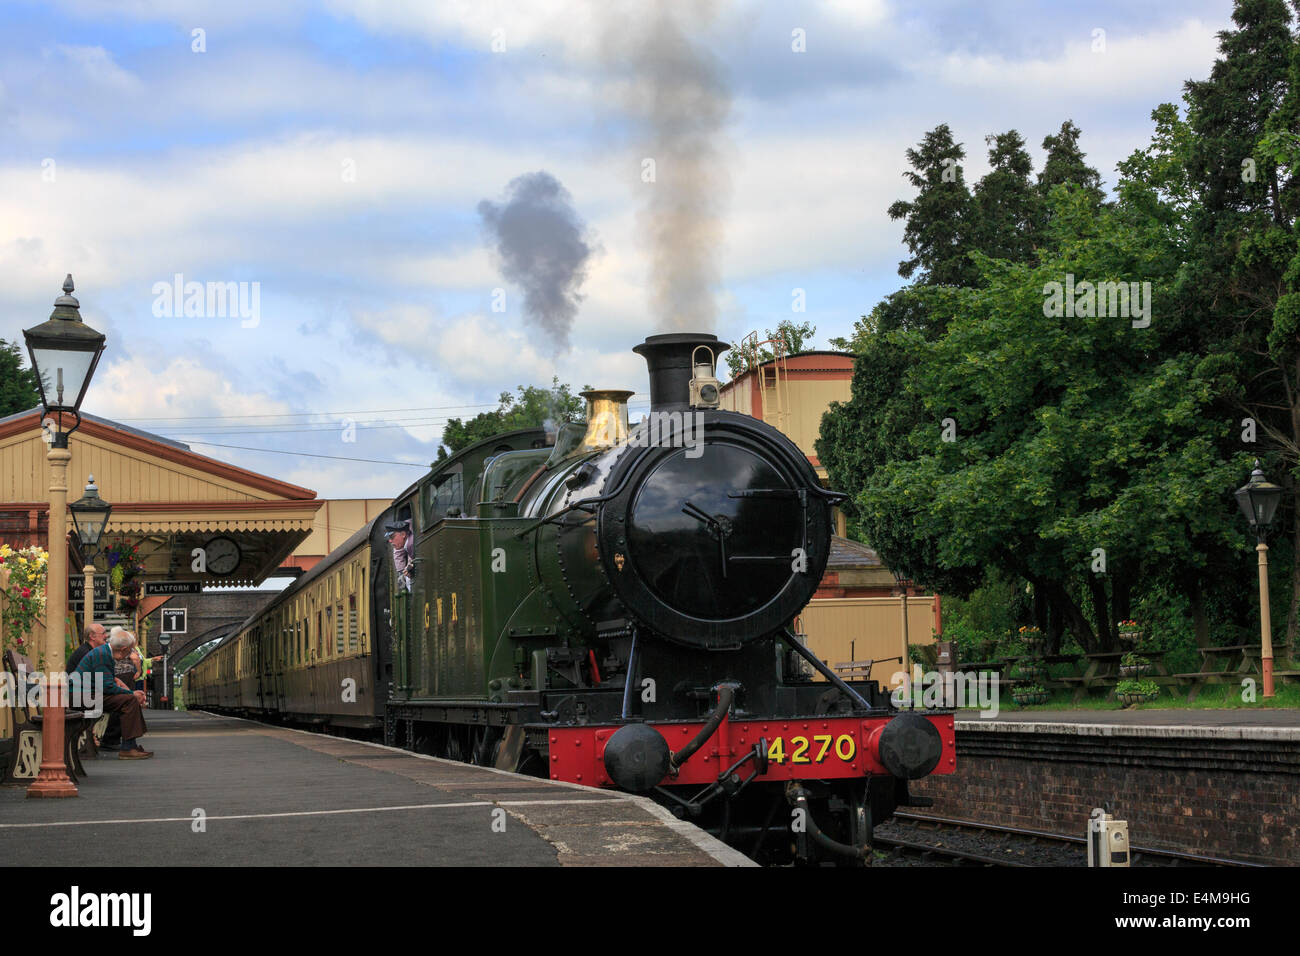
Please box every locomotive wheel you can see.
[444,731,464,763]
[472,727,503,767]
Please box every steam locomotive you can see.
[186,332,954,864]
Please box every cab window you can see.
[425,467,464,522]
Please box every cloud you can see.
[53,45,142,91]
[936,19,1220,103]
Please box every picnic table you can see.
[1173,645,1264,702]
[1058,650,1174,703]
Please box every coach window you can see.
[348,594,358,652]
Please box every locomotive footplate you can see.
[539,713,955,789]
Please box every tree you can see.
[439,378,584,457]
[972,130,1044,263]
[1174,0,1300,652]
[0,339,39,417]
[825,189,1246,653]
[1038,120,1105,207]
[724,320,816,378]
[886,124,980,287]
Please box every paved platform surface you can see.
[0,711,752,867]
[954,707,1300,739]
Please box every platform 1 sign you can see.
[144,581,202,596]
[161,608,187,635]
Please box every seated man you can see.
[73,632,153,759]
[66,622,106,672]
[98,626,135,750]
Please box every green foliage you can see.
[439,378,584,457]
[887,124,980,287]
[1038,120,1106,208]
[1115,678,1160,697]
[0,339,40,417]
[724,320,817,378]
[973,130,1044,262]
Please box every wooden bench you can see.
[2,649,97,784]
[833,657,903,681]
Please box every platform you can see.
[954,706,1300,739]
[0,711,752,867]
[914,707,1300,864]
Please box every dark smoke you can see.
[477,171,594,354]
[605,3,731,331]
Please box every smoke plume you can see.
[605,2,731,332]
[477,171,594,354]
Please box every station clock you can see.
[204,536,242,576]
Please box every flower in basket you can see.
[1115,677,1159,704]
[1012,683,1050,705]
[1117,619,1142,637]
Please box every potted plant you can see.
[1117,619,1143,647]
[1011,660,1046,683]
[1118,652,1149,679]
[1012,683,1050,706]
[1116,678,1159,706]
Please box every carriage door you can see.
[274,619,287,711]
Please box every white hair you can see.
[108,631,133,650]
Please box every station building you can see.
[0,407,328,713]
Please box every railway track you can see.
[872,812,1263,868]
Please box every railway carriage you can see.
[188,332,955,864]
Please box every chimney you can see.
[577,389,633,454]
[633,333,729,411]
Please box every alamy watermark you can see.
[1042,274,1151,328]
[152,273,260,327]
[1,671,105,716]
[890,669,1000,718]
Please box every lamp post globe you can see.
[22,275,106,799]
[70,475,112,554]
[70,475,112,634]
[1234,460,1283,541]
[1235,460,1282,699]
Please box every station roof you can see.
[0,407,322,587]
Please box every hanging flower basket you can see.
[1116,678,1159,706]
[1,544,49,655]
[1017,626,1045,655]
[106,538,146,613]
[1117,691,1157,705]
[1119,653,1150,679]
[1012,685,1050,706]
[1117,620,1143,648]
[1013,662,1047,683]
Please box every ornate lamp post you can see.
[70,475,112,631]
[1235,460,1284,699]
[893,568,912,684]
[21,275,106,798]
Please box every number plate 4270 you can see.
[766,733,857,765]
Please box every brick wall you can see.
[140,590,277,661]
[907,723,1300,865]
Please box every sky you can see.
[0,0,1237,499]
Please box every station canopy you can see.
[0,408,322,586]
